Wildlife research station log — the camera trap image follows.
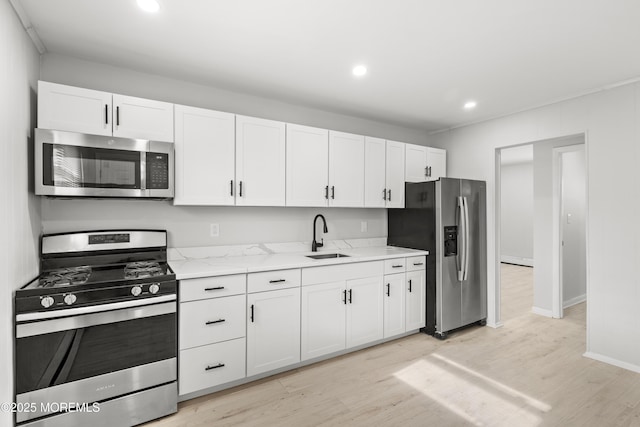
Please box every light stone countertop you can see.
[168,239,428,280]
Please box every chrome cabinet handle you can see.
[205,363,225,371]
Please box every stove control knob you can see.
[40,296,55,308]
[63,294,77,305]
[131,285,142,297]
[149,283,160,294]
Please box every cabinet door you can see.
[383,273,406,338]
[346,276,383,348]
[328,131,365,207]
[301,281,346,361]
[385,141,406,208]
[112,94,174,142]
[405,143,428,182]
[426,147,447,181]
[174,105,235,205]
[364,136,386,208]
[236,115,286,206]
[247,288,301,376]
[286,124,329,207]
[38,81,112,136]
[405,269,426,330]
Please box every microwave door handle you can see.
[140,151,147,192]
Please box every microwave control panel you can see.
[146,152,169,189]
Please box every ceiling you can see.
[16,0,640,132]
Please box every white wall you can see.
[532,135,585,313]
[38,53,430,247]
[432,82,640,371]
[0,1,41,423]
[500,159,533,265]
[561,148,587,307]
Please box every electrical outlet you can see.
[210,223,220,237]
[360,221,368,232]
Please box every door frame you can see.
[552,144,587,319]
[494,132,589,327]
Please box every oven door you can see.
[15,297,177,424]
[35,128,174,198]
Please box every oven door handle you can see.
[16,297,176,338]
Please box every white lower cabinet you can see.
[178,275,247,396]
[345,276,384,347]
[179,338,246,396]
[247,287,301,376]
[383,273,406,338]
[301,281,347,360]
[405,269,426,330]
[301,263,384,361]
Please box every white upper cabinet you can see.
[286,124,329,207]
[405,143,428,182]
[38,81,113,136]
[405,143,447,182]
[385,140,406,208]
[112,94,174,142]
[426,147,447,181]
[174,105,235,206]
[38,81,174,142]
[328,131,365,207]
[235,115,286,206]
[364,137,387,208]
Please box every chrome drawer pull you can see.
[205,363,225,371]
[205,319,226,325]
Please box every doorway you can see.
[496,134,587,324]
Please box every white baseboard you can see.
[563,294,586,309]
[584,351,640,374]
[500,255,534,267]
[532,306,553,317]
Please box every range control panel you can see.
[444,226,458,257]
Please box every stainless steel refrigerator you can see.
[388,178,487,339]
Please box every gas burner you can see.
[124,261,163,279]
[39,266,92,288]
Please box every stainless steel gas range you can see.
[14,230,178,427]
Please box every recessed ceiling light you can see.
[352,65,367,77]
[463,100,477,110]
[137,0,160,13]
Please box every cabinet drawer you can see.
[179,338,246,396]
[406,256,426,271]
[384,258,406,274]
[180,295,245,349]
[247,269,301,293]
[180,274,246,301]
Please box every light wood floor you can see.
[146,264,640,426]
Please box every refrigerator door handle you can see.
[457,196,466,281]
[463,196,470,281]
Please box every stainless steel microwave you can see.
[35,128,174,198]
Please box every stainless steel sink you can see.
[306,253,350,260]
